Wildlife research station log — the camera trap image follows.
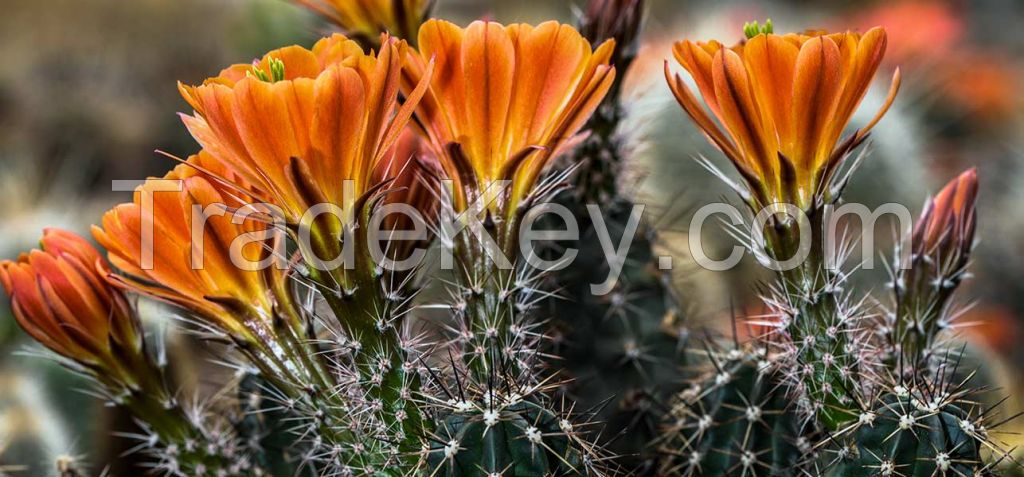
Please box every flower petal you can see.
[462,21,515,180]
[743,34,799,152]
[792,36,843,173]
[827,27,888,147]
[712,48,772,177]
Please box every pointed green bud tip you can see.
[744,18,774,39]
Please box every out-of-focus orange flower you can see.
[0,229,143,379]
[666,27,901,209]
[958,306,1020,356]
[291,0,431,47]
[93,153,292,343]
[937,53,1022,123]
[912,168,978,274]
[404,20,616,216]
[178,34,432,227]
[843,1,963,67]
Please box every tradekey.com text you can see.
[115,179,916,296]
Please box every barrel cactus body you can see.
[427,396,594,476]
[551,200,687,460]
[828,390,986,477]
[660,359,993,477]
[659,349,804,476]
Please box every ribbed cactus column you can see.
[425,198,609,476]
[427,390,597,476]
[121,385,254,476]
[828,388,986,476]
[765,208,865,430]
[658,347,803,476]
[301,219,429,472]
[546,0,689,465]
[447,224,541,384]
[888,170,979,373]
[549,198,687,463]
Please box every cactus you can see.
[827,388,986,476]
[658,347,804,476]
[549,200,688,463]
[654,19,1019,477]
[549,0,690,466]
[426,381,601,476]
[1,3,1021,477]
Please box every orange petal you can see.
[505,22,588,148]
[362,40,403,167]
[664,62,743,167]
[7,259,64,340]
[417,19,467,144]
[10,266,83,358]
[312,34,366,67]
[260,45,322,80]
[792,36,843,172]
[378,54,433,168]
[858,67,901,141]
[712,48,772,177]
[231,79,309,215]
[673,40,722,117]
[828,27,888,146]
[312,65,367,206]
[461,21,515,181]
[743,34,799,153]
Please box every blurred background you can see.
[0,0,1022,473]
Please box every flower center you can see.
[743,18,774,39]
[248,57,286,82]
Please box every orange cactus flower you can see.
[93,153,292,343]
[666,27,902,209]
[178,34,432,228]
[404,19,616,217]
[0,229,143,378]
[843,1,963,68]
[292,0,432,47]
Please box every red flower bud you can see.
[911,168,978,275]
[1,229,142,374]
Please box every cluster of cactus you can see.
[0,0,1021,476]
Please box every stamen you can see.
[743,18,774,39]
